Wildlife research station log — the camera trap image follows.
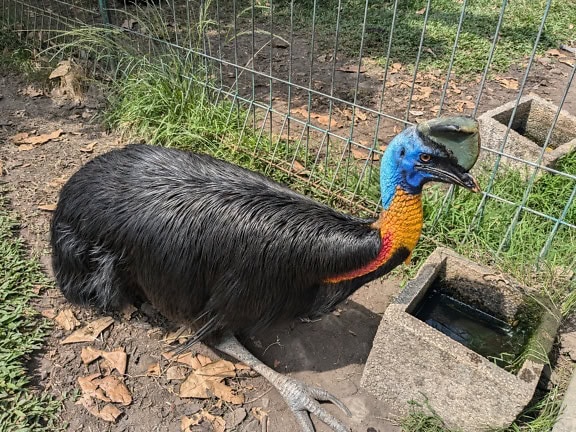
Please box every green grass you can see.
[268,0,576,75]
[0,196,61,431]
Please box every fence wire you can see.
[2,0,575,268]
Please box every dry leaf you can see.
[409,110,424,117]
[291,160,307,174]
[201,411,226,432]
[47,175,69,188]
[146,362,161,377]
[49,60,72,79]
[61,316,114,344]
[80,142,97,153]
[77,394,101,417]
[78,373,110,402]
[196,360,236,381]
[496,77,519,90]
[210,380,244,405]
[121,18,138,30]
[180,373,211,398]
[14,129,63,146]
[416,7,426,15]
[38,204,57,212]
[559,59,575,67]
[77,395,122,423]
[41,308,57,319]
[81,347,103,365]
[196,354,213,367]
[251,407,268,423]
[181,413,202,431]
[22,85,43,97]
[546,48,566,57]
[166,365,188,381]
[18,144,34,152]
[163,352,202,369]
[98,404,123,422]
[11,132,29,143]
[55,309,80,331]
[98,375,132,405]
[102,349,127,375]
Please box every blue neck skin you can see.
[380,128,424,210]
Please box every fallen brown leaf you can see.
[41,308,57,319]
[210,380,244,405]
[81,347,103,365]
[201,411,226,432]
[37,204,57,212]
[78,373,110,402]
[163,351,202,369]
[55,309,80,331]
[409,110,424,117]
[291,160,308,175]
[179,373,211,398]
[181,413,202,431]
[49,60,73,80]
[17,144,34,152]
[166,365,188,381]
[559,59,575,67]
[80,142,97,153]
[251,406,269,423]
[61,316,114,344]
[22,85,43,98]
[98,375,132,405]
[196,360,236,381]
[98,404,123,422]
[416,7,426,14]
[13,129,64,146]
[102,349,127,375]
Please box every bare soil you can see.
[1,43,575,432]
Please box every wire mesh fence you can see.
[2,0,575,268]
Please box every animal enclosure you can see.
[3,0,575,268]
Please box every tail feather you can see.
[51,222,123,310]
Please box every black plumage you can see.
[51,144,407,341]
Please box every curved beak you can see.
[419,160,481,192]
[417,116,482,193]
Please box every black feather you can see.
[51,144,404,340]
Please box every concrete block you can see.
[553,364,576,432]
[361,248,560,431]
[478,94,576,173]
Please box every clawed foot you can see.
[276,374,351,432]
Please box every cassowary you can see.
[51,116,480,432]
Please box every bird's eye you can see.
[420,153,432,163]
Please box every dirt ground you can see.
[1,43,575,431]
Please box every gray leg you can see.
[214,334,351,432]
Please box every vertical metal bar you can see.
[438,0,468,115]
[473,0,508,117]
[268,0,274,146]
[99,0,110,25]
[404,0,432,123]
[286,0,295,156]
[304,0,318,165]
[539,184,576,260]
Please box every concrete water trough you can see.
[478,94,576,174]
[361,247,560,431]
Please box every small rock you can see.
[560,332,576,362]
[224,407,247,429]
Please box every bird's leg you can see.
[213,334,351,432]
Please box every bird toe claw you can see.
[278,376,351,432]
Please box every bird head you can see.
[380,116,480,208]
